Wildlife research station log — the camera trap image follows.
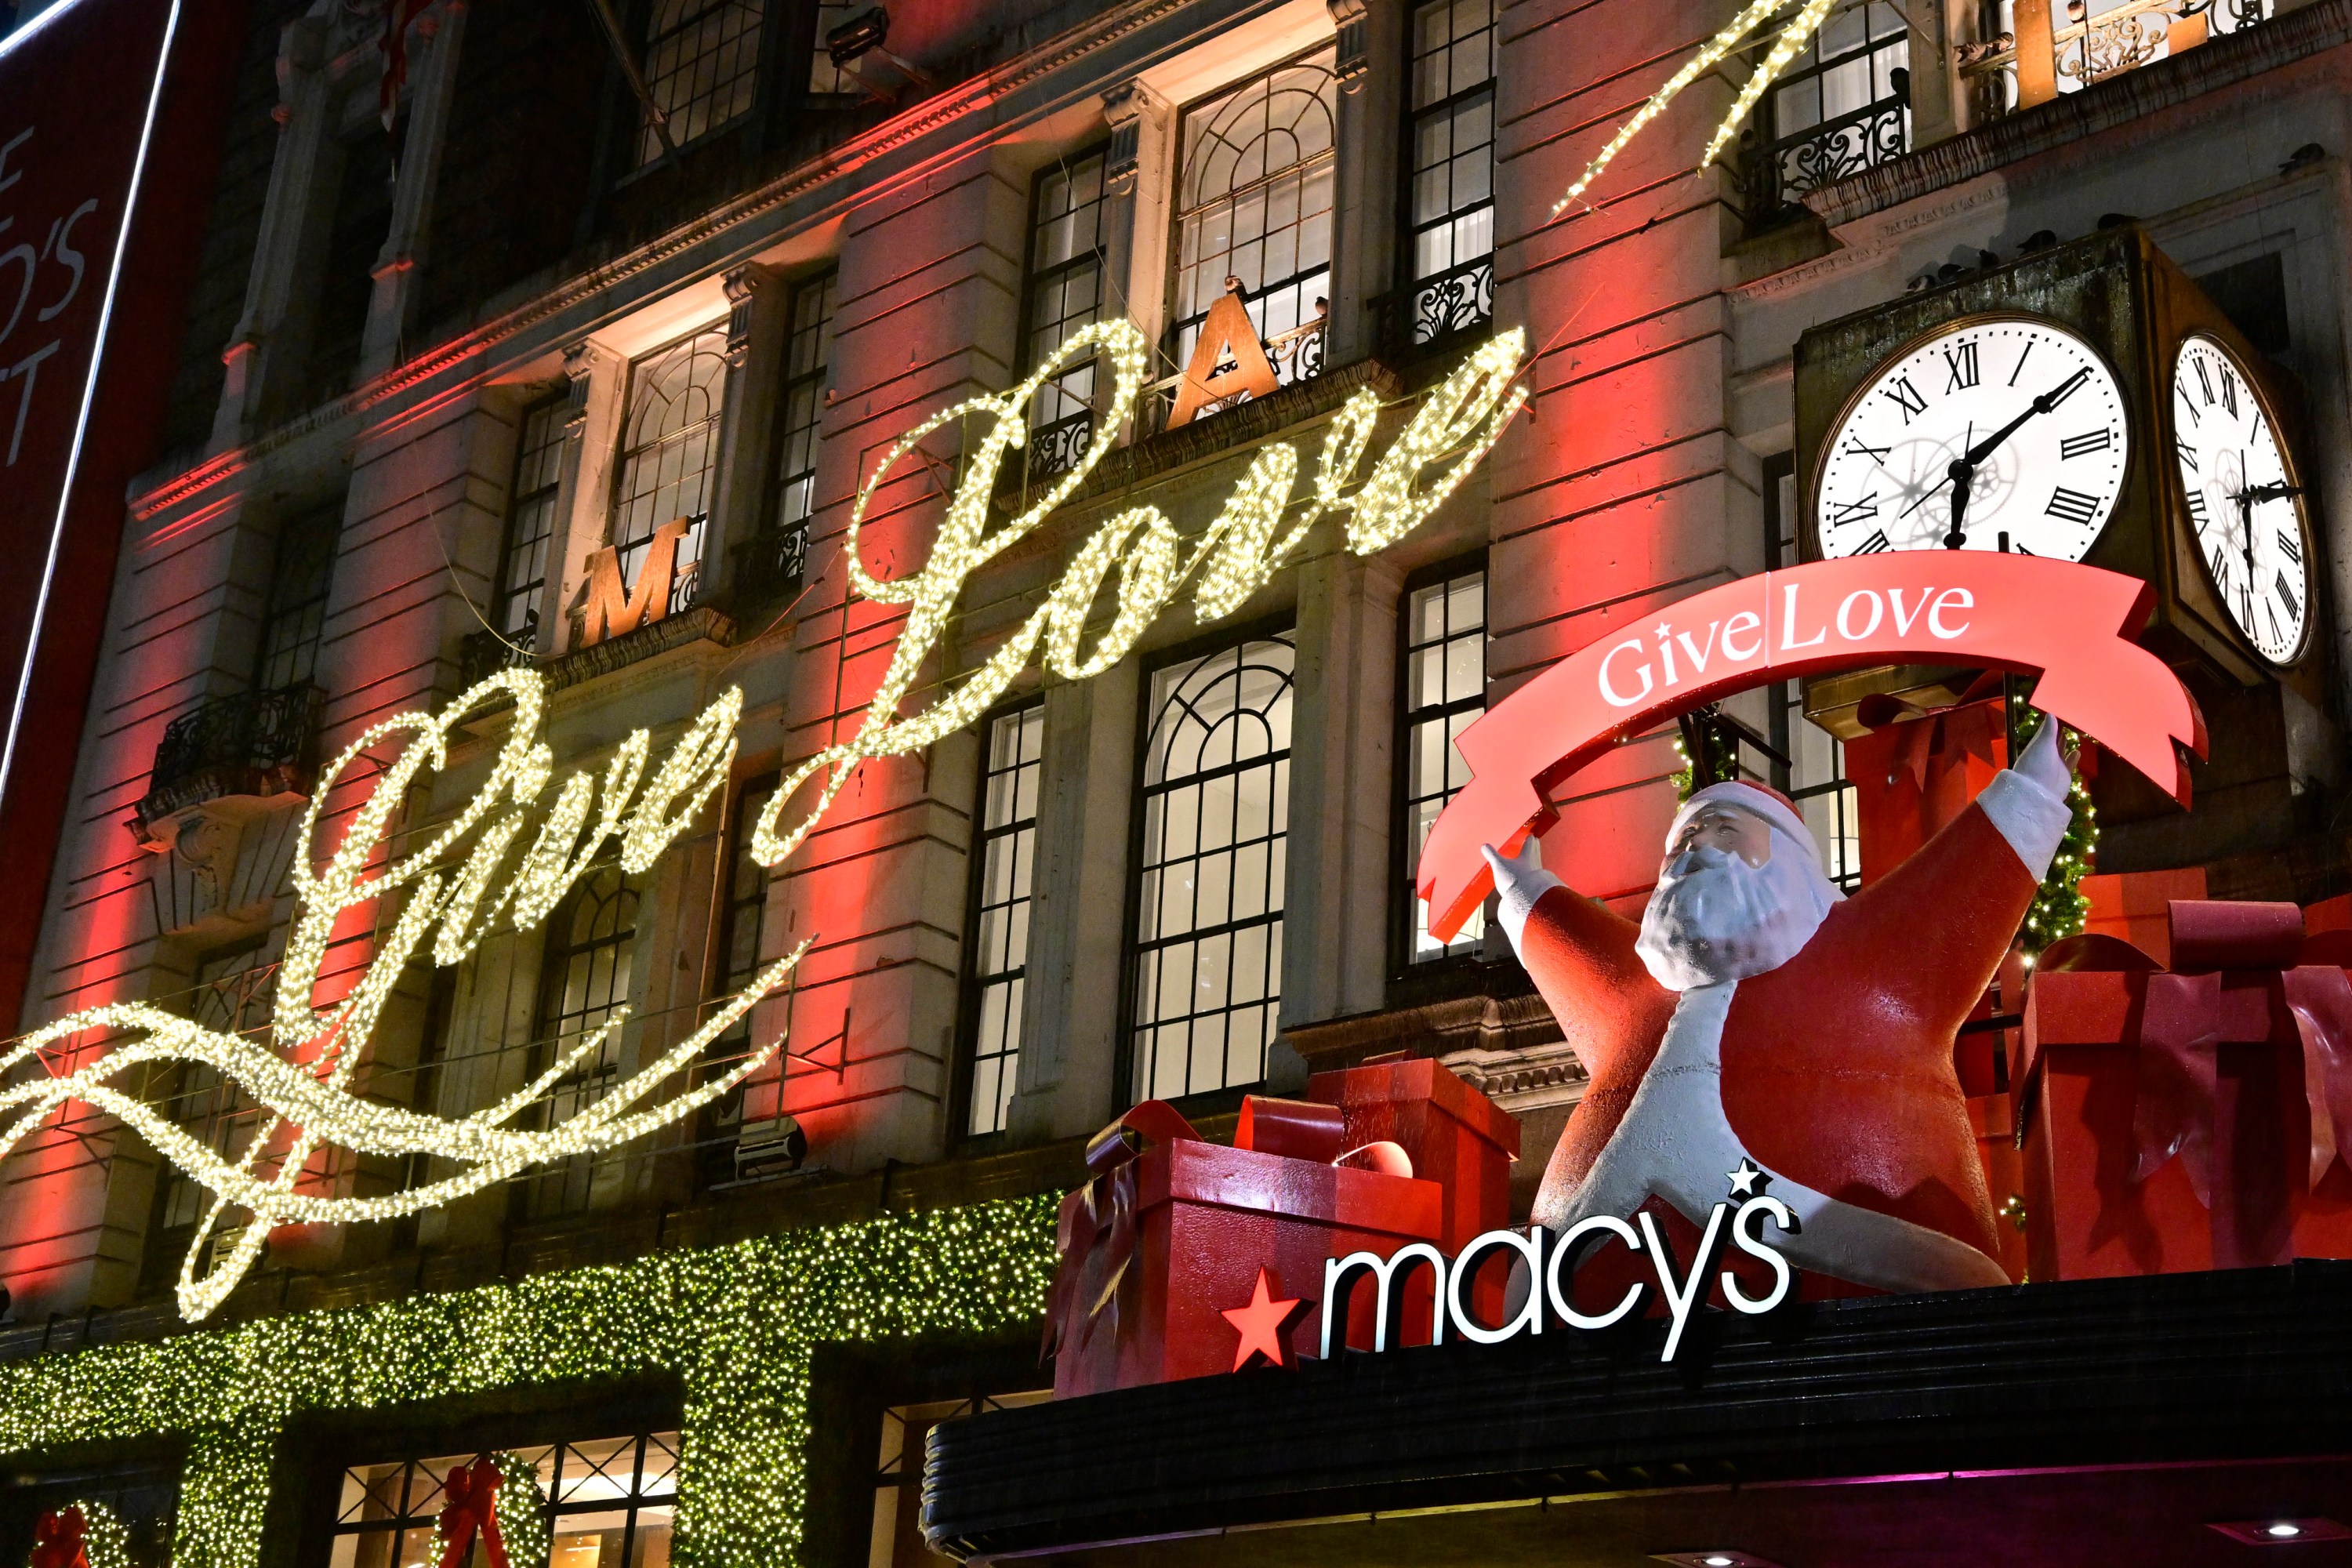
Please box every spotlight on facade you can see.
[2209,1519,2352,1544]
[735,1115,809,1181]
[825,7,888,66]
[1652,1553,1782,1568]
[2268,1524,2304,1538]
[824,7,932,100]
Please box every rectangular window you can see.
[256,503,342,691]
[328,1432,679,1568]
[963,703,1044,1136]
[699,774,775,1183]
[493,396,567,658]
[1749,1,1910,220]
[613,325,728,618]
[764,269,837,596]
[639,0,765,165]
[1402,566,1487,961]
[517,867,642,1219]
[807,0,860,93]
[1018,147,1109,482]
[151,942,274,1276]
[1130,635,1294,1101]
[1765,455,1860,889]
[1168,50,1339,417]
[1404,0,1495,346]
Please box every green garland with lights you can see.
[2009,699,2098,952]
[0,1199,1059,1568]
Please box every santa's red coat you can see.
[1523,800,2033,1267]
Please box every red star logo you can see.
[1220,1266,1305,1371]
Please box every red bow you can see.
[434,1458,511,1568]
[31,1508,88,1568]
[1854,673,2009,793]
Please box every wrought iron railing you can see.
[731,523,809,609]
[1740,77,1910,224]
[1024,408,1096,482]
[134,682,323,831]
[1405,255,1494,350]
[1958,0,2271,128]
[458,614,535,690]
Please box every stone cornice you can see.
[1799,0,2352,230]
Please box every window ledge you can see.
[545,604,738,692]
[1798,0,2352,230]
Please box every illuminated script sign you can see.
[1415,552,2209,940]
[1,318,1526,1319]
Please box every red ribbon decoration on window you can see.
[434,1458,511,1568]
[1417,554,2208,940]
[30,1508,89,1568]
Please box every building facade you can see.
[2,0,2350,1563]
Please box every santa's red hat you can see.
[1668,779,1821,869]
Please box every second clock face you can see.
[1815,316,2131,561]
[2172,334,2311,665]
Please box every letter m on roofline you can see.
[1322,1244,1449,1358]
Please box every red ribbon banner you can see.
[1417,554,2208,941]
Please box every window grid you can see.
[1748,1,1910,218]
[614,326,728,616]
[517,867,642,1219]
[495,397,568,653]
[1130,636,1295,1102]
[964,704,1044,1136]
[1404,0,1496,345]
[1170,51,1339,416]
[154,943,274,1243]
[328,1432,680,1568]
[772,270,837,554]
[699,775,777,1178]
[638,0,765,165]
[1403,568,1488,961]
[255,505,340,691]
[1018,147,1109,482]
[807,1,860,93]
[1766,459,1861,889]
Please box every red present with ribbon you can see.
[2019,898,2352,1280]
[31,1508,89,1568]
[1306,1054,1518,1251]
[1844,678,2009,888]
[1045,1094,1443,1398]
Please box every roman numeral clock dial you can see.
[1814,318,2129,563]
[2172,333,2313,666]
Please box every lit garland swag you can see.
[0,1199,1058,1568]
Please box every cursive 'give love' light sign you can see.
[1416,554,2209,941]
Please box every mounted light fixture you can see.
[1653,1554,1784,1568]
[825,6,931,101]
[2210,1518,2352,1544]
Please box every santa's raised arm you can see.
[1483,718,2075,1294]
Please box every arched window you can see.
[1129,635,1295,1101]
[1170,51,1339,405]
[613,326,729,615]
[520,866,643,1218]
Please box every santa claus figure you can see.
[1482,718,2077,1293]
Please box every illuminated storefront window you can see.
[612,327,728,617]
[1404,0,1496,345]
[327,1432,679,1568]
[1170,51,1339,412]
[638,0,764,165]
[517,868,643,1219]
[1130,636,1294,1101]
[1401,564,1488,961]
[1020,147,1109,481]
[962,702,1044,1136]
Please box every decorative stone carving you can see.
[1329,0,1370,92]
[1102,81,1150,194]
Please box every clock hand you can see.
[1942,369,2091,549]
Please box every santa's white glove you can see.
[1480,837,1563,955]
[1978,716,2074,880]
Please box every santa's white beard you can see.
[1635,839,1839,991]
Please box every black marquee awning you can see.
[923,1262,2352,1564]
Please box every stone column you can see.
[1101,79,1175,416]
[702,263,791,605]
[209,13,336,452]
[1327,0,1406,366]
[359,0,470,382]
[547,340,624,654]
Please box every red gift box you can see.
[1046,1097,1444,1398]
[2019,899,2352,1281]
[1307,1054,1519,1251]
[1844,680,2009,888]
[2080,866,2208,967]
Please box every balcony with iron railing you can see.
[132,682,325,839]
[730,521,809,612]
[1958,0,2274,122]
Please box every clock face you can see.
[1814,317,2131,562]
[2171,334,2311,665]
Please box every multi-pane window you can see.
[1404,0,1496,346]
[1131,637,1294,1101]
[758,270,837,598]
[256,504,341,691]
[1170,52,1338,413]
[1019,148,1109,481]
[963,704,1044,1136]
[517,867,642,1218]
[1766,458,1860,888]
[613,327,728,616]
[494,396,567,656]
[1749,2,1910,219]
[1403,568,1487,960]
[152,942,274,1263]
[699,775,776,1181]
[638,0,764,165]
[328,1432,680,1568]
[807,0,860,93]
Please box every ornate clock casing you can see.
[1794,225,2318,718]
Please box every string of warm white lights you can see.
[1550,0,1833,219]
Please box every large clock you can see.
[2171,332,2314,666]
[1814,315,2129,561]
